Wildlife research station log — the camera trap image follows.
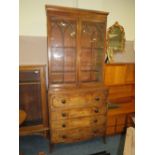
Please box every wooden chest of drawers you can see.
[48,87,108,143]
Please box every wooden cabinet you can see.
[46,5,109,144]
[104,63,135,86]
[19,65,48,136]
[104,63,135,103]
[104,63,135,135]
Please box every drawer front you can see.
[20,70,40,82]
[49,91,106,108]
[51,125,105,143]
[116,114,126,125]
[51,115,106,130]
[50,106,106,120]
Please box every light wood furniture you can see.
[19,65,48,136]
[104,63,134,86]
[104,63,135,135]
[46,5,109,144]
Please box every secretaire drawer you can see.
[50,106,107,120]
[51,115,106,130]
[49,91,106,109]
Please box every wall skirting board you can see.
[19,36,135,65]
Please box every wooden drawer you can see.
[107,114,126,127]
[108,85,134,100]
[19,70,40,82]
[51,115,106,130]
[51,125,105,143]
[50,106,106,120]
[107,116,116,126]
[49,91,106,109]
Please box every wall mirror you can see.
[106,21,125,62]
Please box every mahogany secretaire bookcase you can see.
[46,5,109,144]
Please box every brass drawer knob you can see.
[95,97,100,101]
[62,135,67,139]
[62,113,67,117]
[62,124,66,128]
[61,99,66,104]
[93,130,98,134]
[94,109,99,113]
[94,119,98,123]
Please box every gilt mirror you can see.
[106,22,125,62]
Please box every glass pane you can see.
[80,49,92,71]
[81,22,105,48]
[51,48,64,72]
[50,72,64,84]
[80,21,105,83]
[64,72,76,83]
[19,84,43,126]
[64,48,76,71]
[51,17,76,48]
[49,17,77,85]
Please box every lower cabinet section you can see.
[48,87,108,144]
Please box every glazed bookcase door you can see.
[48,16,77,87]
[19,65,48,136]
[79,20,106,85]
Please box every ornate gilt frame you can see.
[107,21,125,52]
[106,21,126,63]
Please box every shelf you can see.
[51,70,76,73]
[80,70,99,72]
[81,47,104,50]
[52,81,76,84]
[19,82,41,85]
[80,80,98,83]
[51,46,76,49]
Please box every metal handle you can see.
[95,97,100,101]
[34,70,39,74]
[94,108,99,113]
[93,130,98,134]
[94,119,98,123]
[62,124,66,128]
[62,113,67,117]
[61,99,66,104]
[62,135,67,139]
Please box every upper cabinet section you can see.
[46,5,108,88]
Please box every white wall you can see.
[19,0,135,40]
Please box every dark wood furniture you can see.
[104,63,135,135]
[46,5,109,144]
[19,65,48,136]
